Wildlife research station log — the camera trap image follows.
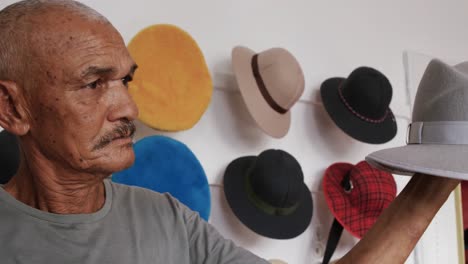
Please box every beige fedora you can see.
[231,46,305,138]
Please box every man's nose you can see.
[107,81,139,122]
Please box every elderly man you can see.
[0,1,460,263]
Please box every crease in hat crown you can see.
[412,59,468,122]
[255,47,305,111]
[404,59,468,146]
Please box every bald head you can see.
[0,0,110,83]
[0,0,138,176]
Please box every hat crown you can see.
[249,149,304,208]
[412,59,468,122]
[348,162,396,211]
[341,67,393,119]
[257,48,305,111]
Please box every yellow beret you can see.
[128,24,212,131]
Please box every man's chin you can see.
[97,146,135,174]
[118,154,136,171]
[114,148,135,171]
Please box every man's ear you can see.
[0,80,30,136]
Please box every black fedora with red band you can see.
[320,67,397,144]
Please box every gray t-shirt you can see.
[0,179,268,264]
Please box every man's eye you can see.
[86,79,103,89]
[122,75,133,88]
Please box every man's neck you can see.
[3,159,107,215]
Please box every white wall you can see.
[2,0,468,263]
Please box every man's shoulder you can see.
[109,180,168,200]
[108,180,184,214]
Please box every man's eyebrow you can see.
[80,66,116,79]
[80,64,138,79]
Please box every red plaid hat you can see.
[323,160,396,238]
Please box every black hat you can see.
[223,149,313,239]
[0,130,19,184]
[320,67,397,144]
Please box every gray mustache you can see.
[92,120,136,151]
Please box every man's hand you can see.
[337,173,460,264]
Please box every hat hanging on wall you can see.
[127,24,212,131]
[321,161,396,264]
[112,135,211,220]
[223,149,313,239]
[366,59,468,180]
[231,46,305,138]
[320,66,397,144]
[0,130,20,184]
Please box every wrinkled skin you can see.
[0,8,138,214]
[25,17,138,175]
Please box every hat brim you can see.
[320,77,397,144]
[223,156,313,239]
[232,46,291,138]
[366,144,468,180]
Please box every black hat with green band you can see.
[223,149,313,239]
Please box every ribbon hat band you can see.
[245,173,300,216]
[407,121,468,145]
[251,54,289,114]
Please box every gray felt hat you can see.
[366,59,468,180]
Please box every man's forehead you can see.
[34,18,133,76]
[21,4,116,51]
[36,14,119,48]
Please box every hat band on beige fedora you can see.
[252,55,288,114]
[407,121,468,145]
[338,82,389,124]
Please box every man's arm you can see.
[169,195,269,264]
[337,173,460,264]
